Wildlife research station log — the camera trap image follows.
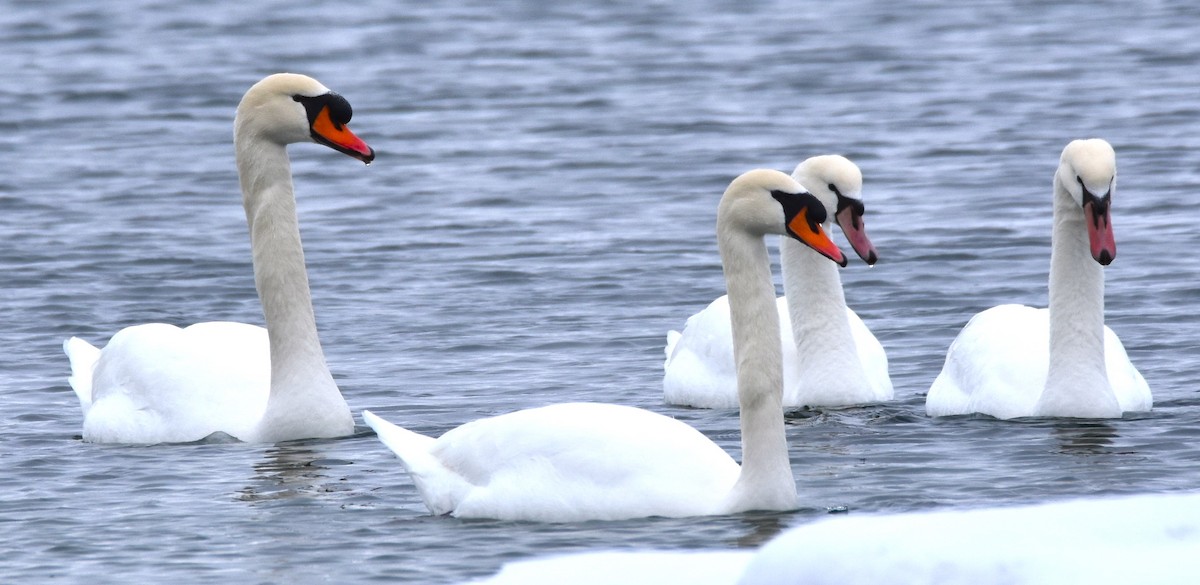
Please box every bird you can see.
[664,155,891,409]
[64,73,375,443]
[362,169,849,522]
[925,139,1151,419]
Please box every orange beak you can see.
[311,105,375,164]
[788,207,848,267]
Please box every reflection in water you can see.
[237,444,351,503]
[1052,421,1118,455]
[733,512,789,548]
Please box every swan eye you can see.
[827,183,841,196]
[1076,175,1084,186]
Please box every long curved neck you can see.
[235,134,349,440]
[718,225,797,512]
[1039,172,1117,416]
[780,236,861,351]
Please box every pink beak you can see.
[1084,199,1116,265]
[835,205,878,265]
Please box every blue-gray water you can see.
[3,0,1200,582]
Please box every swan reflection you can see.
[238,444,351,503]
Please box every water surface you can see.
[2,1,1199,583]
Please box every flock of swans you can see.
[63,74,1152,525]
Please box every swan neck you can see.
[235,133,346,438]
[717,224,796,510]
[1042,173,1112,410]
[780,236,853,348]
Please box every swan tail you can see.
[63,337,101,413]
[363,410,470,515]
[362,410,440,472]
[664,329,682,367]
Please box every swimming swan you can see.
[363,169,848,521]
[64,73,375,443]
[664,155,891,408]
[925,139,1151,419]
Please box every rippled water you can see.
[3,0,1199,582]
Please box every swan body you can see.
[926,139,1151,419]
[473,550,753,585]
[65,73,375,443]
[663,297,887,408]
[469,491,1200,584]
[738,491,1200,585]
[665,155,891,408]
[364,169,849,521]
[364,404,740,521]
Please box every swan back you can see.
[365,405,740,521]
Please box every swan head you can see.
[235,73,375,164]
[791,155,878,265]
[1057,139,1117,265]
[720,169,848,267]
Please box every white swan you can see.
[926,139,1151,419]
[363,169,849,522]
[64,73,375,443]
[664,155,892,408]
[738,491,1200,585]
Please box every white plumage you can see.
[926,139,1151,418]
[665,156,892,408]
[65,73,374,443]
[365,169,849,521]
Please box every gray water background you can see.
[2,0,1199,582]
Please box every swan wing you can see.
[846,308,894,401]
[663,297,801,408]
[1102,326,1152,413]
[81,322,269,443]
[926,305,1049,419]
[369,403,739,521]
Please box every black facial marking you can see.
[1081,184,1111,220]
[771,190,827,233]
[835,193,865,230]
[292,92,354,130]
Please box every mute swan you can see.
[664,155,892,409]
[64,73,375,444]
[363,169,848,522]
[926,139,1151,419]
